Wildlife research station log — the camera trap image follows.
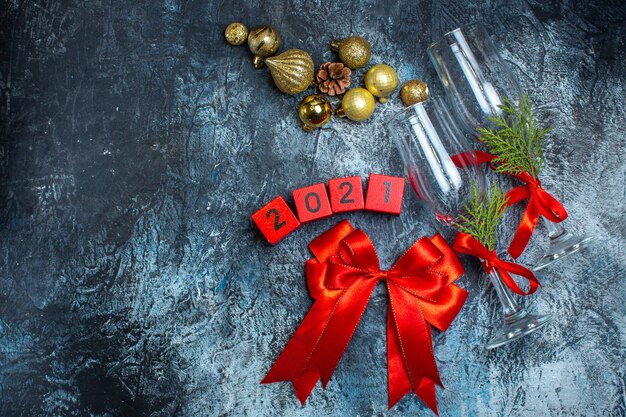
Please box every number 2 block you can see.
[251,196,301,245]
[293,183,333,223]
[365,173,405,215]
[328,176,364,213]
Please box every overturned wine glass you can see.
[386,96,551,349]
[427,22,595,271]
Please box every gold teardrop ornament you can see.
[247,25,281,68]
[365,64,398,103]
[298,94,333,132]
[265,49,314,95]
[400,80,429,106]
[336,88,376,122]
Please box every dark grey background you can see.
[1,0,624,416]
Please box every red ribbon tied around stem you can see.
[262,220,468,414]
[452,232,540,296]
[505,171,568,258]
[451,151,568,259]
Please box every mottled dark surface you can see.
[0,0,624,416]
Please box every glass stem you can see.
[487,268,523,320]
[542,217,566,239]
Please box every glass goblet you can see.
[386,97,551,349]
[427,21,594,271]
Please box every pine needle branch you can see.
[454,183,509,251]
[476,94,550,178]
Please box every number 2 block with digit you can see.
[365,173,405,215]
[293,183,333,223]
[251,196,301,245]
[328,176,364,213]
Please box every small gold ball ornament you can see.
[364,64,399,103]
[247,25,281,68]
[265,49,314,95]
[336,88,376,122]
[400,80,429,106]
[330,36,371,69]
[298,94,333,132]
[224,22,248,46]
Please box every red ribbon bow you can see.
[505,171,567,258]
[452,232,540,296]
[451,151,568,258]
[262,220,468,414]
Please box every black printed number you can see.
[339,182,355,204]
[305,192,321,213]
[383,181,392,203]
[266,208,286,231]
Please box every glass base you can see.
[486,310,552,350]
[532,231,596,272]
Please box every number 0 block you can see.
[251,196,301,245]
[328,176,364,213]
[293,183,333,223]
[365,173,405,215]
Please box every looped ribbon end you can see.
[451,151,568,259]
[452,232,541,296]
[261,220,468,414]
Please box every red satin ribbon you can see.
[452,150,568,259]
[452,232,540,296]
[262,220,468,414]
[451,150,496,168]
[504,171,568,258]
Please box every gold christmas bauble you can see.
[336,88,376,122]
[400,80,429,106]
[248,25,281,68]
[265,49,314,95]
[298,94,333,132]
[364,64,398,103]
[331,36,371,69]
[224,22,248,46]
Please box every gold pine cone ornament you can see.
[298,94,333,132]
[247,25,281,68]
[265,49,315,95]
[365,64,398,103]
[336,88,376,122]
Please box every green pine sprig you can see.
[454,183,509,251]
[477,94,550,178]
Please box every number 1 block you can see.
[365,173,405,215]
[293,183,333,223]
[328,176,364,213]
[251,196,301,245]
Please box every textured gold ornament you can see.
[400,80,429,106]
[224,22,248,46]
[331,36,371,69]
[364,64,398,103]
[336,88,376,121]
[248,25,281,68]
[265,49,314,95]
[298,94,333,132]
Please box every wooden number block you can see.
[328,176,364,213]
[251,196,301,245]
[293,183,333,223]
[365,173,405,215]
